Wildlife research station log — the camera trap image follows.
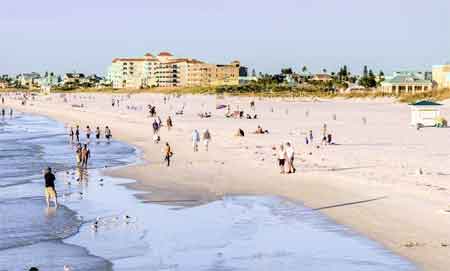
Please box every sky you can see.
[1,0,449,76]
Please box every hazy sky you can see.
[1,0,449,75]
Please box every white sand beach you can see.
[5,92,450,270]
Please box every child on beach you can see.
[153,133,161,144]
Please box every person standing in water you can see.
[1,108,5,118]
[105,126,112,143]
[69,127,74,143]
[203,129,211,151]
[44,167,58,208]
[95,126,101,141]
[75,126,80,142]
[164,142,172,167]
[75,144,82,167]
[192,129,200,152]
[81,144,90,168]
[85,126,91,141]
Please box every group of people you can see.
[305,124,334,145]
[191,129,211,152]
[1,108,13,118]
[69,125,112,143]
[277,142,296,174]
[75,143,91,168]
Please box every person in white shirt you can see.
[285,142,296,174]
[192,129,200,152]
[277,144,287,174]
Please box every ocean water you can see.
[0,113,136,271]
[0,113,418,271]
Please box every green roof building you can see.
[380,72,432,94]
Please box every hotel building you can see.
[107,52,240,89]
[432,64,450,89]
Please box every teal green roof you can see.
[384,75,431,84]
[409,100,442,106]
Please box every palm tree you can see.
[302,66,308,73]
[322,68,327,74]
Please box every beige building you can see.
[107,52,240,89]
[380,73,432,94]
[432,64,450,89]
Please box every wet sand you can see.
[5,92,450,270]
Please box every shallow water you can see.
[0,114,418,271]
[0,114,135,271]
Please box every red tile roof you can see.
[158,52,173,57]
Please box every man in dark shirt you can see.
[44,167,58,208]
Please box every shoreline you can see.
[4,92,450,270]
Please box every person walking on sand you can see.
[75,126,80,142]
[152,119,159,134]
[250,100,255,111]
[309,130,313,144]
[166,116,173,131]
[157,116,162,126]
[285,142,296,174]
[278,144,287,174]
[44,167,58,208]
[203,129,211,151]
[105,126,112,142]
[164,142,172,167]
[192,129,200,152]
[81,144,90,168]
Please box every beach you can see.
[3,92,450,270]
